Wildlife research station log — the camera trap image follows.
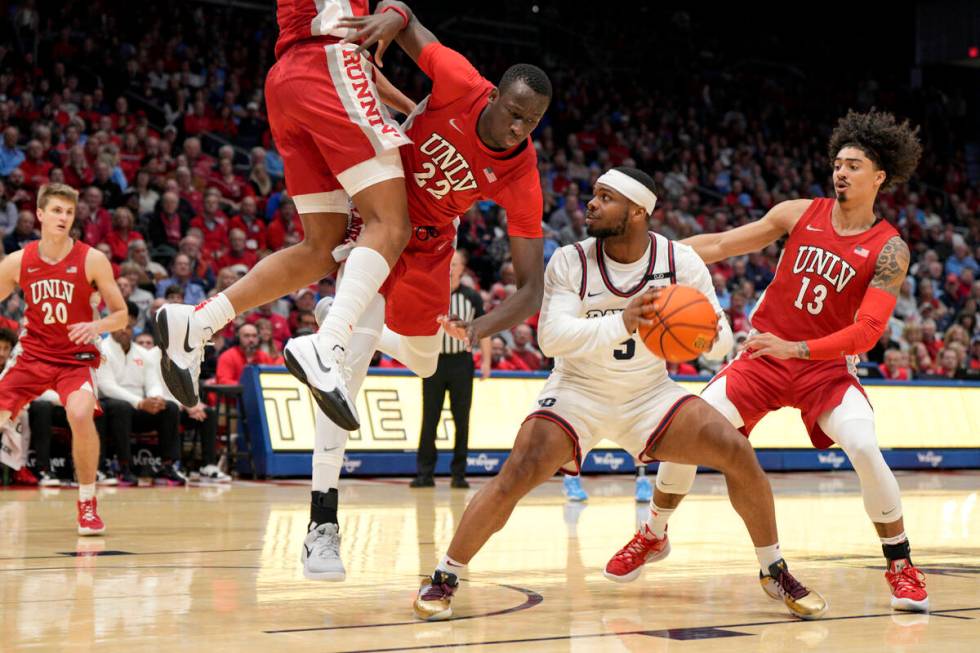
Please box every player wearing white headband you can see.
[413,166,826,622]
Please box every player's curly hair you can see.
[827,109,922,190]
[500,63,552,98]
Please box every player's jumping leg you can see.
[817,387,928,612]
[610,398,827,619]
[157,210,346,407]
[300,294,384,581]
[65,389,106,536]
[414,418,576,620]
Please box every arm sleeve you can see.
[495,166,544,239]
[417,43,486,107]
[673,244,733,361]
[95,355,142,408]
[804,287,897,360]
[537,248,630,358]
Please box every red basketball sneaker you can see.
[886,559,928,612]
[603,525,671,583]
[77,498,106,536]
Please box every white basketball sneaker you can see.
[156,303,208,407]
[301,522,346,581]
[283,334,359,430]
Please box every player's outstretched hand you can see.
[67,321,100,346]
[437,315,473,348]
[622,289,660,334]
[745,332,804,360]
[338,10,405,68]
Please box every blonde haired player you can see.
[0,183,127,534]
[413,167,826,621]
[607,110,929,612]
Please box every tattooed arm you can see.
[746,236,909,361]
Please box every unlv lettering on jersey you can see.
[342,50,400,137]
[29,279,75,304]
[418,133,478,192]
[792,246,858,293]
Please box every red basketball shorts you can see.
[381,223,457,337]
[706,352,868,449]
[0,352,101,417]
[265,43,410,212]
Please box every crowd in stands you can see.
[1,0,979,479]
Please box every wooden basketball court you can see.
[2,471,977,652]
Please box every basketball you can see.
[639,285,719,362]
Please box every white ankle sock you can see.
[645,502,674,539]
[880,532,907,545]
[319,247,390,349]
[79,484,95,501]
[436,554,467,576]
[193,292,236,334]
[755,543,782,573]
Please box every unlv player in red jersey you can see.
[605,110,929,612]
[157,0,418,433]
[0,183,127,534]
[290,4,551,581]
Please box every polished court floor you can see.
[1,471,978,652]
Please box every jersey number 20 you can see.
[793,277,827,315]
[42,301,68,325]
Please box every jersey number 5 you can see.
[793,277,827,315]
[42,301,68,325]
[414,163,451,200]
[613,339,635,360]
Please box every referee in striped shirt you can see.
[411,251,492,489]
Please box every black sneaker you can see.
[409,476,435,488]
[450,476,469,489]
[117,468,138,487]
[37,470,62,487]
[156,462,188,487]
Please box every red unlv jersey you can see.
[274,0,369,59]
[401,43,543,238]
[18,240,100,367]
[750,198,898,343]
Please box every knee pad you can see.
[655,462,698,495]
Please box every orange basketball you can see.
[639,285,719,363]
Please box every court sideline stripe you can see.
[321,606,980,652]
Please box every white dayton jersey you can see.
[532,232,727,472]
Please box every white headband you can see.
[596,169,658,215]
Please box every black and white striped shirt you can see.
[442,285,485,354]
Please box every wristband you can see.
[382,5,409,29]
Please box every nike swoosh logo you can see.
[27,267,40,273]
[314,348,332,374]
[182,323,195,353]
[449,118,463,133]
[805,225,823,232]
[882,507,897,516]
[587,292,603,297]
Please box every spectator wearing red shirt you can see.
[63,146,94,189]
[255,317,285,365]
[246,301,292,344]
[474,336,532,371]
[18,140,53,190]
[214,228,258,272]
[265,197,304,250]
[79,186,113,245]
[927,348,964,379]
[289,288,318,332]
[921,319,944,361]
[215,323,274,385]
[184,99,214,136]
[183,137,215,181]
[209,158,253,209]
[190,190,229,253]
[118,132,144,182]
[726,290,751,334]
[879,349,913,381]
[509,324,543,371]
[228,196,267,251]
[105,207,142,263]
